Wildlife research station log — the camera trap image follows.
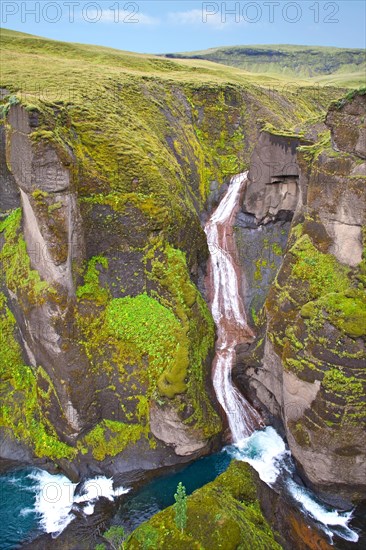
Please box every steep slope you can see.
[0,29,343,480]
[234,90,366,505]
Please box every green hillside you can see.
[163,44,366,85]
[1,29,365,90]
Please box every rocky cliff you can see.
[234,90,366,505]
[1,30,342,482]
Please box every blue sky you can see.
[1,1,366,53]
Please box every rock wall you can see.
[2,77,325,479]
[234,91,366,505]
[234,131,307,326]
[0,29,352,486]
[0,99,221,480]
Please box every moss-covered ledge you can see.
[125,461,282,550]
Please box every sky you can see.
[1,1,366,53]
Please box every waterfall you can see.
[204,172,264,442]
[204,172,359,544]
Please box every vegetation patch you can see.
[0,209,56,306]
[289,234,349,298]
[323,368,363,400]
[106,293,189,398]
[0,292,76,459]
[333,86,366,109]
[125,461,281,550]
[76,256,110,305]
[83,420,143,461]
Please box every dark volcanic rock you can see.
[326,92,366,159]
[0,125,20,216]
[234,92,366,504]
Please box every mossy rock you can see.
[126,461,282,550]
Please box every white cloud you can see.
[78,8,159,26]
[168,9,230,29]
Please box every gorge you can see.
[0,28,365,550]
[1,172,361,549]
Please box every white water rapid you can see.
[205,173,359,544]
[28,470,129,537]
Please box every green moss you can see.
[268,222,365,384]
[290,234,349,298]
[32,189,49,202]
[81,192,170,224]
[126,461,281,550]
[76,256,110,305]
[106,293,188,398]
[0,94,19,118]
[300,302,317,319]
[299,290,366,338]
[321,291,366,338]
[323,368,362,397]
[0,292,76,460]
[333,86,366,109]
[272,242,283,256]
[0,209,56,306]
[298,131,332,161]
[146,242,219,435]
[261,122,303,138]
[48,201,63,214]
[322,369,364,412]
[254,259,268,281]
[83,420,143,461]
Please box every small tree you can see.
[104,526,126,550]
[174,482,187,533]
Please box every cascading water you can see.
[204,172,263,441]
[204,173,359,544]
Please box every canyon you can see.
[0,28,365,549]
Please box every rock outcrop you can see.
[126,461,283,550]
[233,130,312,327]
[234,91,366,505]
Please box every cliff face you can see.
[1,28,338,480]
[234,91,366,505]
[0,31,362,496]
[0,98,221,480]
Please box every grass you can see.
[165,44,366,85]
[2,28,362,96]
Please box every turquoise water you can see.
[0,451,231,549]
[111,450,231,532]
[0,469,43,549]
[0,430,362,549]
